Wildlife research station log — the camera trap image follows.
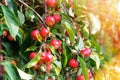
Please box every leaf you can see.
[68,7,74,17]
[24,50,41,68]
[1,61,18,80]
[78,57,89,80]
[64,21,75,45]
[1,4,19,39]
[75,37,84,51]
[0,50,7,55]
[6,0,18,16]
[18,11,25,25]
[90,53,100,69]
[62,43,68,67]
[17,67,33,79]
[25,9,35,22]
[53,60,62,75]
[88,13,101,34]
[25,46,37,52]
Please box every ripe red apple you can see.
[45,53,53,63]
[45,16,55,27]
[68,59,79,68]
[65,31,69,36]
[50,39,62,49]
[80,48,91,57]
[31,30,39,40]
[76,75,84,80]
[46,0,57,8]
[39,28,49,38]
[2,30,8,37]
[7,35,14,41]
[41,52,47,61]
[53,14,61,23]
[46,64,52,73]
[88,69,92,79]
[29,52,37,59]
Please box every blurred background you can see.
[85,0,120,79]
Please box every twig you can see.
[18,0,46,26]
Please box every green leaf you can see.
[64,21,75,45]
[0,50,7,55]
[6,0,18,16]
[62,43,68,67]
[18,11,25,25]
[1,4,19,39]
[53,60,62,75]
[75,37,84,51]
[78,57,89,80]
[88,13,101,34]
[25,9,35,22]
[24,50,41,68]
[17,67,34,79]
[90,53,100,69]
[1,61,18,80]
[25,46,37,52]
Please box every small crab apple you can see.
[2,30,8,37]
[80,47,91,57]
[39,28,49,38]
[46,63,52,73]
[88,69,92,79]
[46,0,57,8]
[65,31,69,36]
[31,30,39,40]
[76,74,84,80]
[50,39,62,49]
[45,16,55,27]
[68,59,79,68]
[41,52,47,61]
[29,52,37,59]
[7,35,14,41]
[45,53,53,63]
[53,14,61,23]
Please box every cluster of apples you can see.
[29,0,93,80]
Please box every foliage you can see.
[0,0,103,80]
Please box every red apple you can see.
[39,28,49,38]
[7,35,14,41]
[29,52,37,59]
[45,53,53,63]
[45,16,55,27]
[31,30,39,40]
[68,59,79,68]
[50,39,62,49]
[76,75,84,80]
[46,0,57,8]
[80,48,91,57]
[2,30,8,37]
[53,14,61,23]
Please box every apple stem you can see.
[18,0,46,27]
[0,37,3,62]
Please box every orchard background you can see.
[0,0,120,80]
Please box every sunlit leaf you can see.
[78,56,89,80]
[25,9,35,22]
[88,13,101,34]
[90,53,100,69]
[75,37,84,51]
[25,46,37,52]
[17,67,33,79]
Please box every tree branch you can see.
[18,0,46,27]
